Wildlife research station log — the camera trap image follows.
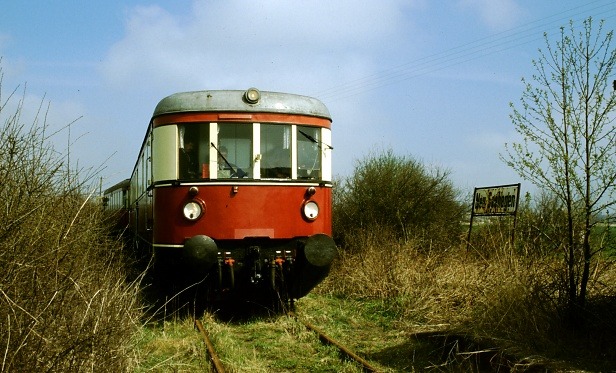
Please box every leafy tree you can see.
[334,148,465,249]
[502,18,616,315]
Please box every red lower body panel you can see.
[152,183,332,245]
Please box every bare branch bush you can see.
[0,69,141,372]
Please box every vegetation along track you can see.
[195,313,379,373]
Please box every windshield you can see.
[261,124,291,178]
[297,126,321,179]
[176,122,328,181]
[217,123,252,178]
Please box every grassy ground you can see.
[126,229,616,372]
[129,296,375,372]
[292,295,542,371]
[128,318,209,372]
[127,293,536,372]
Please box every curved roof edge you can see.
[153,89,331,120]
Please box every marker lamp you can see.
[244,87,261,104]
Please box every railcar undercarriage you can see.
[149,234,336,311]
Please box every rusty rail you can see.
[290,312,381,372]
[195,319,226,373]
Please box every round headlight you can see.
[183,201,203,221]
[302,201,319,221]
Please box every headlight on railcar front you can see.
[302,201,319,221]
[183,200,204,221]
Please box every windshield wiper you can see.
[299,130,333,150]
[210,142,237,175]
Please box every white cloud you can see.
[0,55,28,84]
[457,0,524,31]
[96,0,528,188]
[188,0,407,49]
[100,1,419,94]
[97,0,427,181]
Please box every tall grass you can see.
[327,147,615,367]
[321,227,616,367]
[0,76,141,371]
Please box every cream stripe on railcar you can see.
[153,125,178,182]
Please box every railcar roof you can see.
[153,89,331,120]
[103,178,130,195]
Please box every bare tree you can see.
[502,17,616,316]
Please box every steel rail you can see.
[290,312,380,372]
[195,319,226,373]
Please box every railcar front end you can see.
[128,89,336,302]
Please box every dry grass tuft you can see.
[127,318,207,372]
[320,228,616,369]
[0,78,142,372]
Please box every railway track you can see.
[195,319,226,373]
[289,312,380,372]
[194,313,381,372]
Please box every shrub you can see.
[333,148,466,250]
[321,227,616,366]
[0,77,141,371]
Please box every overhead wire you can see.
[311,0,616,103]
[314,1,616,101]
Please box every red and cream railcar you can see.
[122,88,336,301]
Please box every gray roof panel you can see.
[153,89,331,120]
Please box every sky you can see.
[1,0,615,196]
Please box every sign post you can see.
[467,183,521,250]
